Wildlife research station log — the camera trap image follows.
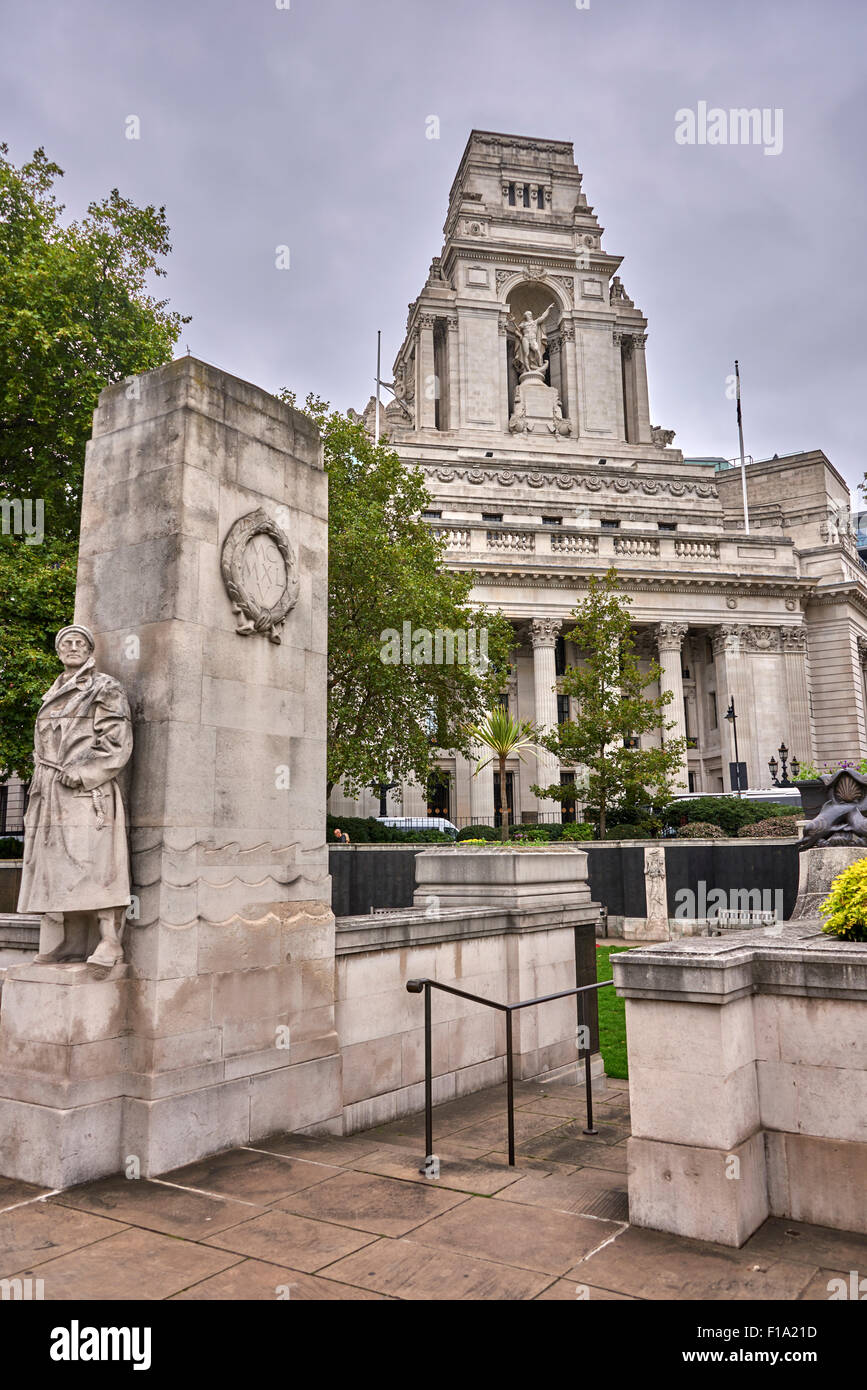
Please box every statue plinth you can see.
[509,377,571,436]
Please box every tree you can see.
[279,394,514,799]
[0,145,187,777]
[531,568,686,837]
[466,706,538,842]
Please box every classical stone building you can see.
[330,129,867,827]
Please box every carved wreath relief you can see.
[221,508,299,644]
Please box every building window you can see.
[426,770,451,820]
[421,509,442,519]
[536,185,545,208]
[542,515,562,526]
[688,772,696,792]
[658,522,677,532]
[555,634,567,677]
[508,182,516,207]
[709,692,718,729]
[496,692,510,713]
[601,518,620,530]
[557,694,570,725]
[522,183,531,208]
[482,511,502,522]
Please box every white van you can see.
[376,816,459,839]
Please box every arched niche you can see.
[504,280,566,417]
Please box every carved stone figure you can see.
[799,768,867,850]
[508,304,555,376]
[644,846,669,935]
[18,625,133,969]
[651,425,676,447]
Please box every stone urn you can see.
[794,778,827,821]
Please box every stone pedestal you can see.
[790,845,866,919]
[0,359,340,1186]
[509,375,569,436]
[614,924,867,1246]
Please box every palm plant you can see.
[466,706,539,843]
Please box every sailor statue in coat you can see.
[18,625,134,970]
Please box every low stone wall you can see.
[335,904,600,1133]
[330,845,420,917]
[614,922,867,1246]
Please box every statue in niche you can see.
[18,625,133,970]
[508,304,555,376]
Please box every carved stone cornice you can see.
[530,617,561,650]
[420,463,718,501]
[656,622,688,652]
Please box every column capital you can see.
[712,623,746,656]
[530,617,561,650]
[656,622,688,653]
[857,635,867,665]
[781,625,809,653]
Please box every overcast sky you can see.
[3,0,866,494]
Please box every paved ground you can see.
[1,1075,864,1300]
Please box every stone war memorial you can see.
[0,358,340,1186]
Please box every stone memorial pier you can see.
[0,358,339,1186]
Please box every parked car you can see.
[376,816,459,839]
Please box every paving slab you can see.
[51,1176,261,1239]
[170,1257,390,1300]
[12,1225,242,1300]
[410,1194,620,1275]
[202,1206,377,1272]
[0,1176,52,1211]
[570,1225,817,1300]
[494,1171,629,1220]
[275,1168,470,1236]
[436,1111,571,1153]
[249,1133,383,1166]
[0,1201,127,1278]
[350,1146,529,1195]
[322,1235,551,1300]
[797,1267,864,1301]
[518,1125,631,1169]
[742,1218,867,1273]
[161,1148,343,1205]
[535,1279,638,1300]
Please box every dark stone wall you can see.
[330,846,422,918]
[330,841,800,922]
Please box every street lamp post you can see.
[724,696,742,797]
[768,742,799,788]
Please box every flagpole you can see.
[375,330,381,445]
[735,358,750,535]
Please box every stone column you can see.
[531,619,562,822]
[446,316,461,430]
[498,312,511,431]
[612,330,626,441]
[781,626,815,764]
[656,623,689,792]
[712,625,757,791]
[415,314,437,430]
[560,322,578,430]
[468,740,496,825]
[631,332,652,443]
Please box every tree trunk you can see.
[499,754,508,843]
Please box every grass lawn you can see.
[595,944,634,1079]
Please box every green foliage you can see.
[279,395,514,799]
[326,814,449,844]
[820,859,867,942]
[664,797,799,835]
[0,836,23,858]
[466,705,538,842]
[604,823,647,840]
[738,817,800,838]
[796,759,867,781]
[0,145,188,541]
[532,569,687,838]
[676,821,726,839]
[0,145,186,778]
[457,824,500,841]
[595,945,632,1079]
[561,821,593,841]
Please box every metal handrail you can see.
[405,975,614,1167]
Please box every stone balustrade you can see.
[614,535,660,557]
[423,521,775,570]
[675,538,720,559]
